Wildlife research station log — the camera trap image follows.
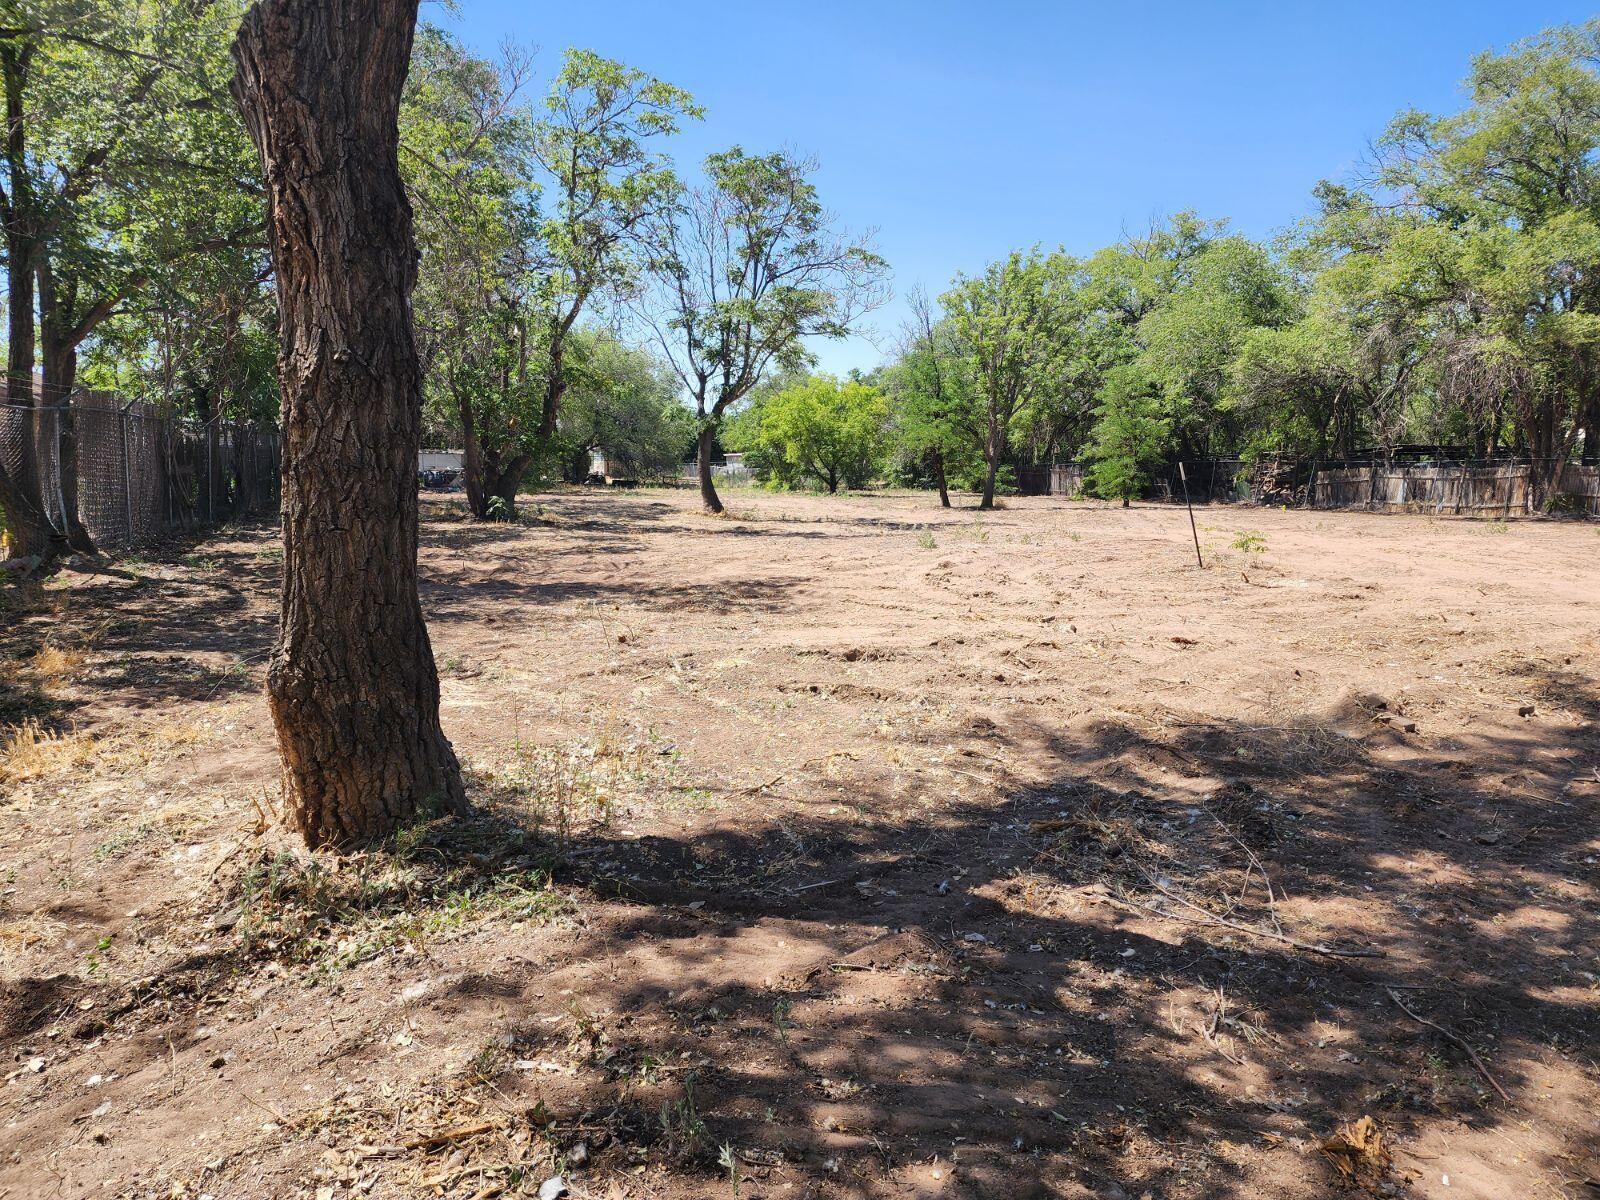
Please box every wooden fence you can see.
[1013,455,1598,516]
[1017,462,1085,496]
[1311,461,1600,517]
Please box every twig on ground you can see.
[1133,866,1384,959]
[1200,986,1243,1064]
[737,750,861,795]
[1384,986,1510,1102]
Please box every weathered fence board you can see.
[1018,462,1085,496]
[1310,462,1596,516]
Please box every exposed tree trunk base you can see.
[696,424,723,513]
[932,450,951,508]
[234,0,465,849]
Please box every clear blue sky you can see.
[437,0,1597,376]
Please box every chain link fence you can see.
[0,385,280,553]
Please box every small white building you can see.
[420,448,464,472]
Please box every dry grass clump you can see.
[0,717,208,789]
[234,816,576,974]
[28,643,87,683]
[0,719,99,785]
[472,716,675,844]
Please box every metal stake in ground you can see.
[1179,461,1204,568]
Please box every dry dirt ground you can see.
[2,487,1599,1200]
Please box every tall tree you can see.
[940,249,1073,509]
[1,0,261,557]
[1369,19,1600,497]
[232,0,464,847]
[529,51,699,441]
[638,147,887,513]
[407,39,696,519]
[404,26,539,519]
[885,288,972,507]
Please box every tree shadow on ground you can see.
[434,681,1600,1197]
[0,540,277,721]
[10,646,1594,1197]
[421,570,809,624]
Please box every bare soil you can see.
[2,488,1598,1200]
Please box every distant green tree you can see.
[940,249,1074,508]
[883,289,981,505]
[555,332,694,481]
[1086,365,1171,505]
[636,146,888,512]
[731,375,888,492]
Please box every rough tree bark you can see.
[232,0,465,848]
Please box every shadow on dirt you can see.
[461,684,1598,1197]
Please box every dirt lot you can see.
[2,487,1598,1200]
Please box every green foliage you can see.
[8,0,265,404]
[939,249,1078,505]
[407,32,698,514]
[636,145,889,485]
[880,21,1600,497]
[1086,365,1171,502]
[727,375,888,492]
[555,332,695,480]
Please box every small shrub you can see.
[1232,531,1267,554]
[660,1076,709,1160]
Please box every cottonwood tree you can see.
[637,147,887,512]
[233,0,464,847]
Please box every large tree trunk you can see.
[233,0,464,849]
[455,385,489,519]
[979,457,998,510]
[978,413,1003,510]
[696,423,723,513]
[487,452,533,519]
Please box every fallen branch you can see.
[403,1118,503,1151]
[1384,987,1510,1103]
